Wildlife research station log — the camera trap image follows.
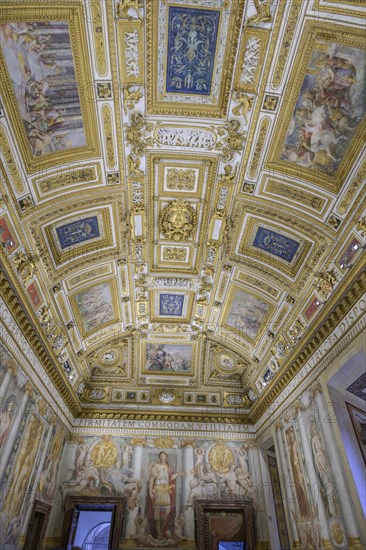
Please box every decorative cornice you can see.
[0,266,80,416]
[250,268,366,423]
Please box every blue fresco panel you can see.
[253,227,300,263]
[166,6,220,95]
[159,293,184,316]
[56,216,100,249]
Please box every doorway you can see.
[62,497,126,550]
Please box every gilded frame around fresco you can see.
[266,21,366,192]
[0,2,100,174]
[149,289,194,324]
[70,277,121,338]
[43,207,113,266]
[238,217,311,279]
[221,284,274,345]
[146,0,245,118]
[142,340,196,376]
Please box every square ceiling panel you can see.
[221,285,273,344]
[70,279,120,338]
[146,0,244,117]
[150,290,194,324]
[237,217,309,278]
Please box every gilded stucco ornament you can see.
[217,119,246,162]
[125,112,152,156]
[316,270,337,301]
[12,251,37,286]
[356,215,366,237]
[159,200,197,241]
[116,0,141,20]
[246,0,272,27]
[122,84,143,113]
[232,92,254,122]
[288,319,305,343]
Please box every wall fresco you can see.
[0,341,66,547]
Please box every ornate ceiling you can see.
[0,0,365,424]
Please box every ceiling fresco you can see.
[0,0,365,424]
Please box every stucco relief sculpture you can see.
[159,200,197,241]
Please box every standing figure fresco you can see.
[148,451,184,540]
[286,427,311,519]
[309,417,338,516]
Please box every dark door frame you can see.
[61,496,126,550]
[23,499,52,550]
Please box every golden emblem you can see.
[208,443,234,473]
[330,520,345,545]
[159,200,197,241]
[90,435,118,469]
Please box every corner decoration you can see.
[0,3,99,172]
[159,200,197,241]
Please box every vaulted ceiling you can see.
[0,0,365,424]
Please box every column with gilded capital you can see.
[125,437,145,539]
[182,440,195,540]
[311,383,364,548]
[0,381,33,481]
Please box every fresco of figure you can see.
[0,396,17,449]
[148,451,184,539]
[309,417,338,516]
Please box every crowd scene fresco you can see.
[0,21,86,156]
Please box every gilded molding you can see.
[90,0,107,76]
[337,160,366,215]
[0,2,100,173]
[272,1,301,89]
[250,269,366,422]
[0,267,80,415]
[102,104,116,169]
[0,125,24,193]
[248,117,270,179]
[33,164,102,200]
